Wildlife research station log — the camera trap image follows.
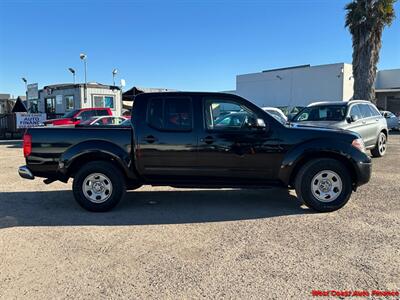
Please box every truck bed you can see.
[26,126,132,178]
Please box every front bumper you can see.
[18,165,35,180]
[354,160,372,186]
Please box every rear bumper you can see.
[18,165,35,180]
[354,160,372,186]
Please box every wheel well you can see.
[289,153,357,187]
[67,153,128,180]
[381,129,388,138]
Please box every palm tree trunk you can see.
[352,32,380,103]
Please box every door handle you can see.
[362,121,366,124]
[201,136,214,144]
[144,135,157,143]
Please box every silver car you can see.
[291,100,388,157]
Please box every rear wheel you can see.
[72,161,126,212]
[370,132,387,157]
[295,158,352,212]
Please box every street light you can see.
[68,68,76,84]
[112,68,118,86]
[21,77,28,111]
[80,53,87,103]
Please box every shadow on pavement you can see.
[0,141,22,148]
[0,188,309,228]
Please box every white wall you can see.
[342,63,354,101]
[235,63,349,108]
[376,69,400,89]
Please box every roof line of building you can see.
[262,64,311,73]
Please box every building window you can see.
[65,95,74,110]
[92,95,114,109]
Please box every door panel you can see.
[358,104,378,147]
[196,97,283,182]
[136,96,198,180]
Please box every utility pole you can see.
[80,53,87,104]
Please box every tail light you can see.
[23,133,32,157]
[352,138,366,153]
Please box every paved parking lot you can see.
[0,134,399,299]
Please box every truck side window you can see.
[147,97,193,131]
[204,99,257,130]
[164,98,192,130]
[148,98,164,130]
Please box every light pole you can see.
[22,77,28,112]
[68,68,76,84]
[112,68,118,86]
[80,53,87,103]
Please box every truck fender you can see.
[278,138,359,185]
[59,140,138,179]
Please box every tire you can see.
[370,132,387,157]
[72,161,126,212]
[294,158,352,212]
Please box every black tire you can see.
[294,158,352,212]
[72,161,126,212]
[370,132,387,157]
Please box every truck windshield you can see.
[63,110,79,118]
[293,105,347,122]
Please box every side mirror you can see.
[383,112,389,118]
[256,118,266,128]
[347,115,359,123]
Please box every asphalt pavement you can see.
[0,134,399,299]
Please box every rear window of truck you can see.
[147,97,193,131]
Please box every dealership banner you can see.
[15,112,47,129]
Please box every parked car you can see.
[380,111,399,131]
[78,116,127,126]
[19,92,371,213]
[291,100,388,157]
[277,106,305,119]
[43,108,112,126]
[262,107,288,123]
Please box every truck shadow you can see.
[0,188,309,228]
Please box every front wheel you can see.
[295,158,353,212]
[72,161,126,212]
[370,132,387,157]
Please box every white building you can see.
[36,83,122,117]
[232,63,400,115]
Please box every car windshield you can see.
[62,110,79,118]
[293,105,347,122]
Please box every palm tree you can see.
[345,0,396,102]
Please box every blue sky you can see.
[0,0,399,96]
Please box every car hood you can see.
[289,121,341,128]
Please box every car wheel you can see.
[72,161,126,212]
[370,132,387,157]
[295,158,352,212]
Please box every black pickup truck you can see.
[19,92,372,212]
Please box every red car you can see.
[43,108,112,126]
